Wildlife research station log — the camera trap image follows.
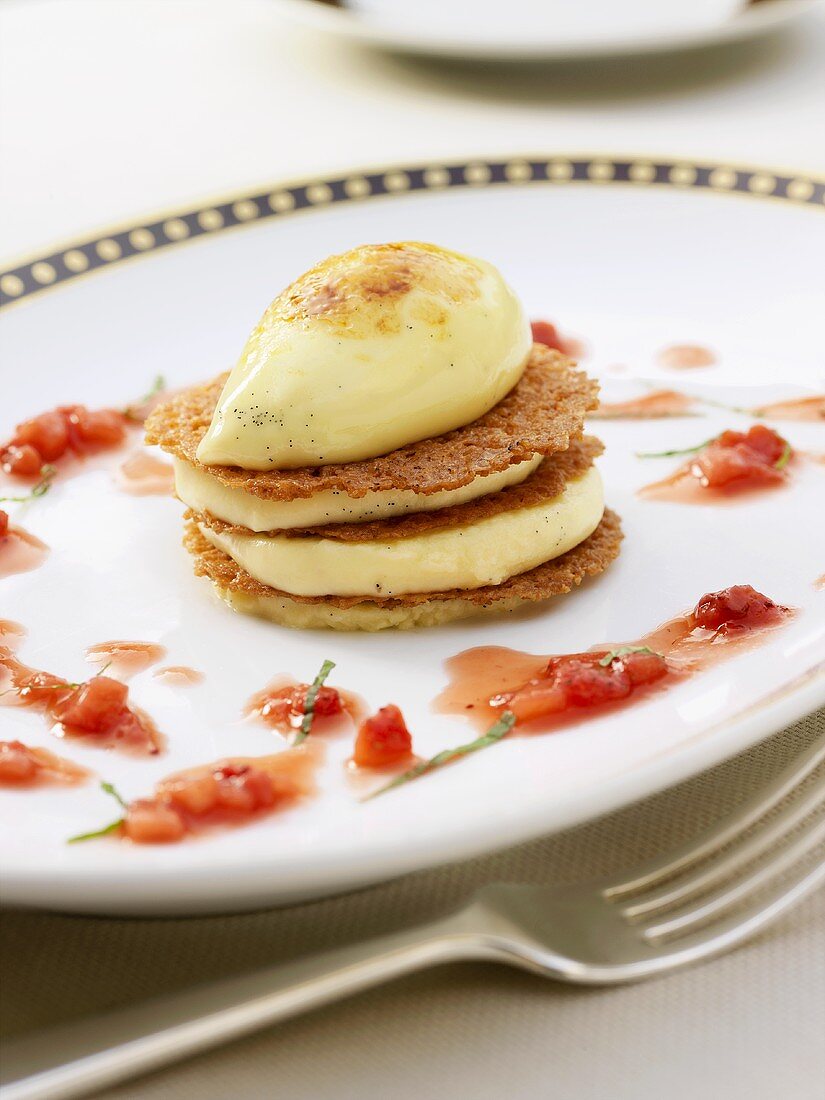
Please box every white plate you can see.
[273,0,815,61]
[0,156,823,915]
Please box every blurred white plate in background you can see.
[274,0,814,60]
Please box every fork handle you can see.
[0,911,494,1100]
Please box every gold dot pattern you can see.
[1,274,25,297]
[670,165,698,186]
[383,171,410,192]
[163,218,190,240]
[587,161,614,181]
[504,160,532,182]
[268,191,295,213]
[232,200,259,222]
[423,167,450,188]
[31,262,57,284]
[464,163,492,185]
[2,159,822,307]
[129,228,155,251]
[306,183,333,204]
[344,177,371,198]
[63,250,89,273]
[197,209,224,231]
[96,239,122,261]
[548,160,574,180]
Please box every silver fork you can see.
[3,733,824,1100]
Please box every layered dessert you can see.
[146,242,621,629]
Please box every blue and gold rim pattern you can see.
[1,156,823,310]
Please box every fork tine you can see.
[605,733,825,901]
[622,778,825,919]
[641,814,825,941]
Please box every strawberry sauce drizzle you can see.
[752,396,825,422]
[115,450,175,496]
[153,666,204,686]
[0,648,163,755]
[437,587,793,735]
[245,677,365,738]
[657,345,716,370]
[0,512,49,578]
[590,390,699,419]
[84,641,167,680]
[640,425,793,504]
[0,740,89,788]
[99,746,319,844]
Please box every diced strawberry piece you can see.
[12,410,69,462]
[2,444,43,477]
[68,406,128,450]
[107,709,157,752]
[692,442,783,488]
[693,585,783,634]
[741,424,787,465]
[123,798,186,843]
[214,769,258,813]
[16,668,73,707]
[0,740,39,783]
[237,767,278,809]
[258,683,343,726]
[558,659,633,707]
[354,705,413,768]
[531,320,566,352]
[692,425,789,489]
[501,681,567,723]
[163,773,220,815]
[617,651,669,687]
[52,676,129,733]
[301,684,343,717]
[0,509,8,538]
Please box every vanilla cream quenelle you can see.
[196,242,532,470]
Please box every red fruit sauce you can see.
[1,405,128,480]
[84,641,167,680]
[115,450,175,496]
[0,648,162,755]
[752,396,825,422]
[641,425,792,503]
[530,320,585,359]
[245,677,364,737]
[437,586,793,734]
[115,747,318,844]
[0,740,89,787]
[657,345,716,370]
[0,511,49,578]
[590,390,699,419]
[152,666,204,686]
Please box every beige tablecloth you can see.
[2,708,823,1100]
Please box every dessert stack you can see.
[146,242,621,630]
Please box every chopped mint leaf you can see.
[598,645,662,667]
[363,711,516,802]
[293,659,336,745]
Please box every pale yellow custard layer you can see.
[198,467,604,598]
[196,243,531,470]
[175,454,542,531]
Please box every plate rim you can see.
[1,153,823,310]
